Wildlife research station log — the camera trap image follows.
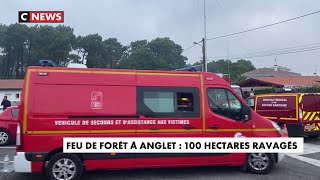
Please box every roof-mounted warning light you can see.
[39,60,57,67]
[276,87,297,93]
[173,66,199,72]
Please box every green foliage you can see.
[0,24,188,78]
[0,24,76,79]
[277,65,291,72]
[0,23,256,79]
[253,88,276,95]
[232,75,247,85]
[118,37,187,70]
[249,86,320,96]
[194,59,256,84]
[296,86,320,93]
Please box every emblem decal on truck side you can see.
[91,91,103,109]
[234,132,245,138]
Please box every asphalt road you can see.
[0,138,320,180]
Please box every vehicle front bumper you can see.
[14,152,31,172]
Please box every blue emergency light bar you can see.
[276,87,296,93]
[173,66,199,72]
[39,60,57,67]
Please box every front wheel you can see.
[0,129,11,146]
[245,153,275,174]
[46,153,83,180]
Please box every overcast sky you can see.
[1,0,320,75]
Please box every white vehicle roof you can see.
[231,85,240,88]
[67,63,87,68]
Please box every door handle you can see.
[208,125,220,129]
[149,128,160,130]
[183,125,195,130]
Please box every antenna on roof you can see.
[39,60,57,67]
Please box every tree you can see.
[129,40,148,52]
[26,25,76,67]
[0,23,188,78]
[277,65,291,72]
[72,36,86,64]
[148,37,187,70]
[119,37,187,70]
[0,23,29,79]
[77,34,104,68]
[194,59,256,84]
[119,44,164,70]
[102,38,126,68]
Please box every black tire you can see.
[0,129,11,146]
[308,135,319,139]
[46,153,83,180]
[245,153,275,174]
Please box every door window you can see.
[207,88,242,120]
[246,98,254,108]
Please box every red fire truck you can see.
[14,65,284,180]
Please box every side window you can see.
[138,87,199,118]
[246,98,254,108]
[177,92,194,112]
[143,91,175,113]
[226,90,242,110]
[207,88,242,120]
[11,109,19,118]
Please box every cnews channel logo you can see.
[18,11,64,23]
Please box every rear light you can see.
[16,123,22,152]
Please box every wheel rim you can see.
[0,131,9,144]
[52,158,76,180]
[248,153,269,171]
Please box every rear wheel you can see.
[46,153,83,180]
[0,129,11,146]
[245,153,275,174]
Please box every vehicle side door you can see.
[204,87,253,165]
[135,86,205,167]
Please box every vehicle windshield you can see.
[232,87,243,97]
[246,98,254,108]
[12,108,19,117]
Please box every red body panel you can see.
[17,66,280,173]
[31,162,43,172]
[84,156,244,171]
[0,107,19,141]
[255,95,297,121]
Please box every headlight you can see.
[271,121,282,135]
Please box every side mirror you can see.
[241,105,252,122]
